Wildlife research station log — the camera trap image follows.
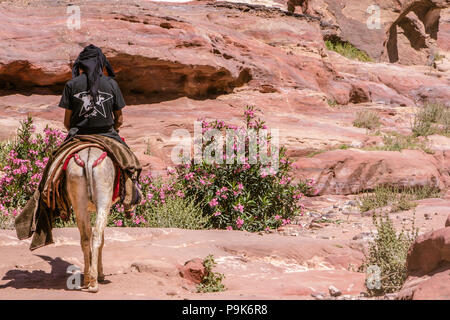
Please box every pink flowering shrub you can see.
[0,116,65,227]
[172,106,306,232]
[297,178,319,197]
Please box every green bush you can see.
[353,110,381,130]
[360,212,418,296]
[364,132,433,154]
[358,185,441,213]
[327,99,338,107]
[142,194,208,229]
[197,254,226,293]
[412,102,450,137]
[325,40,374,62]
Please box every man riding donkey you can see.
[15,45,142,290]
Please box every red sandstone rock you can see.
[293,149,447,195]
[178,258,207,284]
[406,227,450,275]
[398,214,450,300]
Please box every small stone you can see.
[351,141,363,148]
[352,232,375,241]
[309,212,322,218]
[309,222,323,229]
[424,213,431,220]
[328,285,342,297]
[384,293,397,300]
[166,291,177,296]
[359,291,369,297]
[342,229,349,233]
[179,258,207,284]
[311,292,325,300]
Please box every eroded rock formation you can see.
[398,215,450,299]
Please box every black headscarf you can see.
[72,44,115,105]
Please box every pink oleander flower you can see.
[166,167,175,174]
[233,204,244,213]
[214,211,222,216]
[236,217,244,228]
[226,226,233,231]
[209,198,219,207]
[114,220,123,227]
[275,215,281,220]
[176,190,185,198]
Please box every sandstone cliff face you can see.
[1,0,449,185]
[0,0,449,184]
[285,0,450,65]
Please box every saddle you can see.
[15,134,142,251]
[44,138,142,221]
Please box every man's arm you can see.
[113,110,123,132]
[64,109,72,131]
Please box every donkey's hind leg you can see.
[66,151,91,289]
[87,150,115,293]
[97,233,106,283]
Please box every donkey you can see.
[65,146,115,293]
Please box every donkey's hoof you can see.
[88,285,99,293]
[98,275,106,283]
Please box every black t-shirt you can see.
[58,74,126,131]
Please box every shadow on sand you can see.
[0,254,110,291]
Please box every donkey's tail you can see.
[85,148,95,203]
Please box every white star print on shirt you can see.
[73,90,113,119]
